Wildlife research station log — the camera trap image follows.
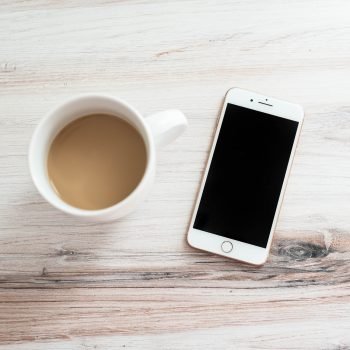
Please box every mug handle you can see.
[145,110,188,148]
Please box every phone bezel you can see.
[187,87,304,265]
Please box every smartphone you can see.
[187,88,303,265]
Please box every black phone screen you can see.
[193,103,299,248]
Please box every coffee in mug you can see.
[47,114,147,210]
[29,94,187,221]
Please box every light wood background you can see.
[1,0,350,349]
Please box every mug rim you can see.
[28,93,155,218]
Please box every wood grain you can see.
[1,0,350,348]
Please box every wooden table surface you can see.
[1,0,350,349]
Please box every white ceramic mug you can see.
[29,94,187,221]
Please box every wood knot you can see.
[56,248,77,256]
[1,62,16,72]
[41,267,48,277]
[277,242,328,261]
[54,248,92,261]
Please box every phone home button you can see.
[221,241,233,253]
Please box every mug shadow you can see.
[3,189,137,273]
[0,190,141,342]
